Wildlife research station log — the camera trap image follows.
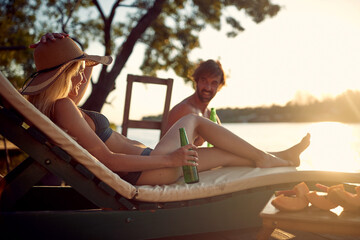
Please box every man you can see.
[164,59,226,146]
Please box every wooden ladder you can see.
[121,74,173,139]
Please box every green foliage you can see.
[0,0,41,87]
[139,0,280,83]
[40,0,95,49]
[1,0,280,109]
[0,0,95,86]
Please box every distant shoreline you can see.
[143,90,360,124]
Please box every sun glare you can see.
[299,122,360,172]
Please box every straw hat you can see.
[21,37,113,95]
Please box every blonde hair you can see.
[26,61,83,118]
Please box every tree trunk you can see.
[82,0,166,112]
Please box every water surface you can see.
[123,122,360,172]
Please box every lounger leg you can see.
[257,220,275,240]
[0,157,48,210]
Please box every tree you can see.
[0,0,41,88]
[1,0,280,111]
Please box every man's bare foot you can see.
[255,133,311,168]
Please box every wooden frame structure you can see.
[122,74,173,139]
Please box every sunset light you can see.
[299,122,360,172]
[110,0,360,174]
[62,0,360,173]
[94,0,360,124]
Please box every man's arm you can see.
[164,103,195,133]
[164,103,206,146]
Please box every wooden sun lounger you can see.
[1,72,359,240]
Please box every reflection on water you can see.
[123,122,360,173]
[224,122,360,173]
[299,122,360,172]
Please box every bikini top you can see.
[81,109,113,142]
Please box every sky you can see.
[86,0,360,125]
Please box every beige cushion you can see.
[136,167,360,202]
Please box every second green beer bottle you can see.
[207,108,217,147]
[179,128,199,184]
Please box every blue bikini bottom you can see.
[120,147,152,185]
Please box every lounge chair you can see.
[0,71,359,240]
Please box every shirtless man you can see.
[164,59,225,146]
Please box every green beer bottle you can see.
[207,108,217,147]
[179,128,199,184]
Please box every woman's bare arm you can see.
[52,98,198,172]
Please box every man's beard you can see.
[196,88,215,103]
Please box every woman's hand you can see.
[168,144,199,167]
[29,32,69,48]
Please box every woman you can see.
[22,33,310,186]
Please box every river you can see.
[121,122,360,173]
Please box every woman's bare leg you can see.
[154,114,310,168]
[267,133,311,167]
[196,133,310,171]
[138,114,310,185]
[138,147,254,185]
[136,167,182,185]
[137,115,200,185]
[196,147,255,171]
